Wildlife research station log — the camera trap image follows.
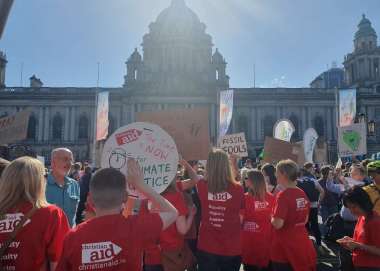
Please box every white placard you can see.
[101,122,179,198]
[303,128,318,163]
[273,119,295,142]
[218,132,248,157]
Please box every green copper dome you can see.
[355,14,377,40]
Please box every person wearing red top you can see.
[181,149,245,271]
[0,156,70,271]
[241,169,275,271]
[337,186,380,271]
[271,159,317,271]
[56,159,178,271]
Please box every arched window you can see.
[78,115,89,140]
[27,115,37,140]
[237,115,248,137]
[262,115,276,138]
[313,115,324,137]
[289,114,300,141]
[108,115,116,135]
[216,69,219,81]
[52,114,63,140]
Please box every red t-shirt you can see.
[353,213,380,268]
[271,187,316,271]
[0,202,70,270]
[56,213,163,271]
[160,190,188,251]
[196,179,244,256]
[241,192,275,267]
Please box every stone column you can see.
[70,107,76,141]
[130,104,135,122]
[326,107,332,141]
[38,107,44,142]
[256,107,262,140]
[43,107,50,141]
[250,107,257,141]
[64,107,70,141]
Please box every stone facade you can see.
[1,1,380,163]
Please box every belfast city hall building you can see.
[1,0,380,163]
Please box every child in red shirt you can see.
[241,169,275,271]
[56,159,178,271]
[338,186,380,271]
[181,149,245,271]
[0,157,70,271]
[271,160,317,271]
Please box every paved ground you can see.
[238,239,342,271]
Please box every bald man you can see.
[46,148,80,227]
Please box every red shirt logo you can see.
[115,129,142,145]
[81,241,122,264]
[0,213,31,233]
[208,192,232,202]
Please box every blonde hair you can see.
[0,157,48,215]
[247,170,267,201]
[276,159,299,182]
[205,149,236,193]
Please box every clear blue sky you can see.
[1,0,380,88]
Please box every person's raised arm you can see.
[176,206,196,235]
[179,158,200,191]
[126,159,178,230]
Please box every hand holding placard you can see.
[126,158,143,186]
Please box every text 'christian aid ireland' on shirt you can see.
[0,202,70,270]
[56,213,163,271]
[196,179,244,256]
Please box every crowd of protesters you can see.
[0,147,379,271]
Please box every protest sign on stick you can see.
[101,122,179,199]
[338,123,367,157]
[0,110,30,145]
[137,108,210,160]
[263,137,297,163]
[273,119,295,142]
[218,133,248,157]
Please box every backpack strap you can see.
[0,207,37,265]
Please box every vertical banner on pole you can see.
[339,89,356,127]
[219,89,234,138]
[273,119,295,142]
[303,128,319,163]
[96,91,109,141]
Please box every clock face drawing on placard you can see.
[109,148,127,170]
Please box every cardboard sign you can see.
[292,141,306,165]
[0,110,30,145]
[338,123,367,157]
[136,108,210,160]
[263,137,297,163]
[218,133,248,157]
[101,122,179,198]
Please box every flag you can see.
[303,128,318,163]
[339,89,356,127]
[96,91,109,141]
[219,89,234,138]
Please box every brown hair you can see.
[247,170,267,201]
[90,168,126,210]
[303,162,313,170]
[321,165,331,179]
[205,148,236,193]
[276,159,299,182]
